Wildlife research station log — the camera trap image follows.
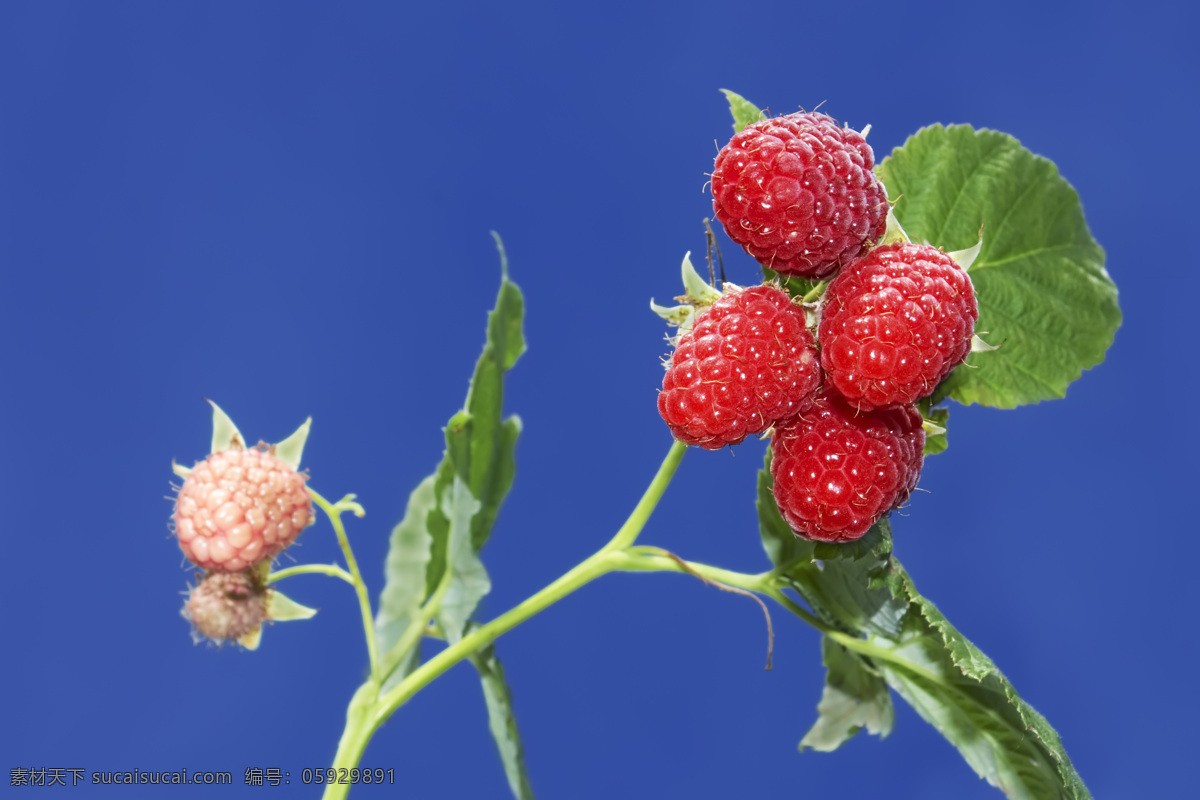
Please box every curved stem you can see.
[268,563,355,585]
[801,280,828,303]
[324,441,688,788]
[603,441,687,551]
[309,488,381,683]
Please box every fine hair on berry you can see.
[818,242,979,410]
[711,111,888,279]
[174,445,314,573]
[770,391,924,542]
[659,285,820,449]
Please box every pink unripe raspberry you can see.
[770,392,924,542]
[183,570,268,643]
[658,285,820,449]
[711,112,888,279]
[174,446,314,572]
[819,242,979,410]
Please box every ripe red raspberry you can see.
[183,570,268,643]
[770,392,924,542]
[174,445,314,572]
[658,285,820,449]
[819,242,979,410]
[711,112,888,279]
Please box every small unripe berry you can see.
[183,570,268,643]
[174,445,314,572]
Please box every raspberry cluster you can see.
[656,108,981,542]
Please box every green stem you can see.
[309,488,381,683]
[323,441,687,790]
[268,563,355,585]
[801,280,828,303]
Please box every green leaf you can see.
[800,637,894,752]
[470,641,537,800]
[434,477,491,643]
[877,125,1120,408]
[871,560,1091,800]
[758,463,1091,798]
[375,473,436,678]
[424,241,524,592]
[720,88,765,133]
[376,239,524,681]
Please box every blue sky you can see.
[1,1,1195,798]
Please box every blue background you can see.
[1,1,1194,797]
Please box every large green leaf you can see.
[470,640,537,800]
[757,462,1091,799]
[877,125,1120,408]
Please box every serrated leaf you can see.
[800,637,894,752]
[877,125,1120,408]
[424,243,523,592]
[470,640,537,800]
[720,89,765,133]
[869,559,1091,800]
[757,464,1090,797]
[375,473,436,686]
[435,477,491,644]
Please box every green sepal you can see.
[720,89,765,133]
[273,416,312,469]
[207,399,245,453]
[267,589,318,621]
[920,404,950,456]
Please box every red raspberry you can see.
[770,392,924,542]
[711,112,888,279]
[174,445,314,572]
[658,285,820,449]
[183,570,268,643]
[819,242,979,409]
